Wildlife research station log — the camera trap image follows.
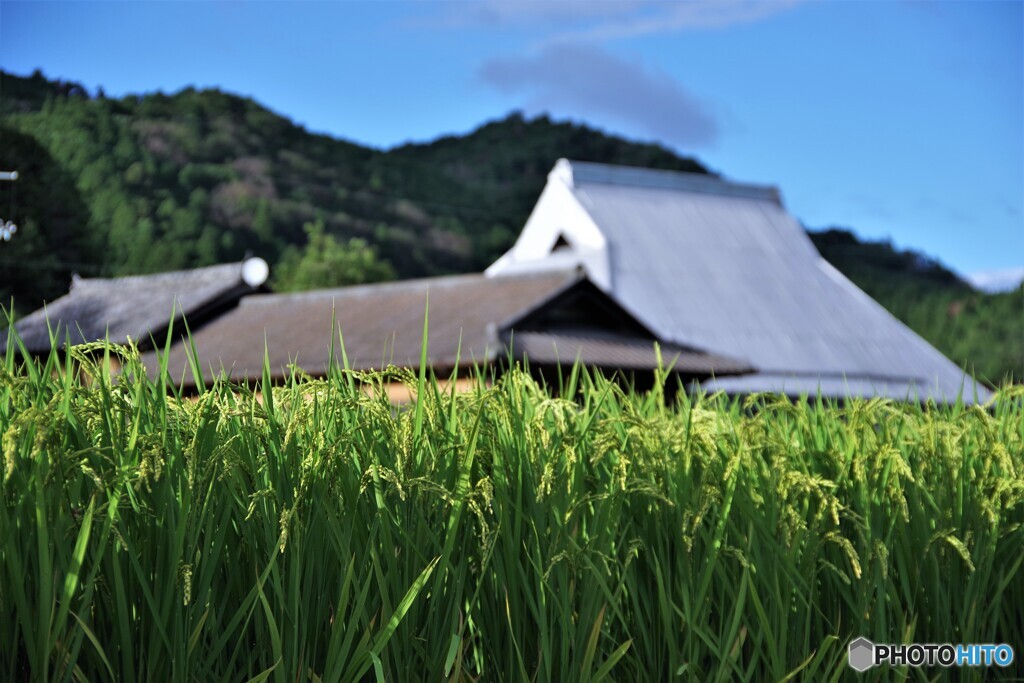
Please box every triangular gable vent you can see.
[551,233,573,253]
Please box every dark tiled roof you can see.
[145,271,582,385]
[144,270,753,387]
[5,261,261,354]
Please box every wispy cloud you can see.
[418,0,800,42]
[550,0,801,43]
[479,44,718,148]
[416,0,644,29]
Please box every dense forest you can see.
[1,69,1020,384]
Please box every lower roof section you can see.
[144,270,572,386]
[142,270,752,388]
[4,260,265,354]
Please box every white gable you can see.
[487,160,611,289]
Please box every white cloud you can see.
[479,44,718,148]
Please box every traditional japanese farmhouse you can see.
[7,160,990,403]
[487,160,991,402]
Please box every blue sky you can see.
[1,0,1021,284]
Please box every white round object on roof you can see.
[242,257,269,287]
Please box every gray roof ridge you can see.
[558,158,782,204]
[238,268,581,306]
[71,261,244,292]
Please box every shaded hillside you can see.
[1,70,382,282]
[1,69,1019,384]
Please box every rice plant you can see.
[1,331,1021,681]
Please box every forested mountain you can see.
[1,69,1020,384]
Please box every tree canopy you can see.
[274,219,394,292]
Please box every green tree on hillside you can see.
[274,219,395,292]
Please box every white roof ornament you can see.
[241,257,270,288]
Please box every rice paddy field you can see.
[1,340,1022,682]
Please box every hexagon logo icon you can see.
[848,637,875,672]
